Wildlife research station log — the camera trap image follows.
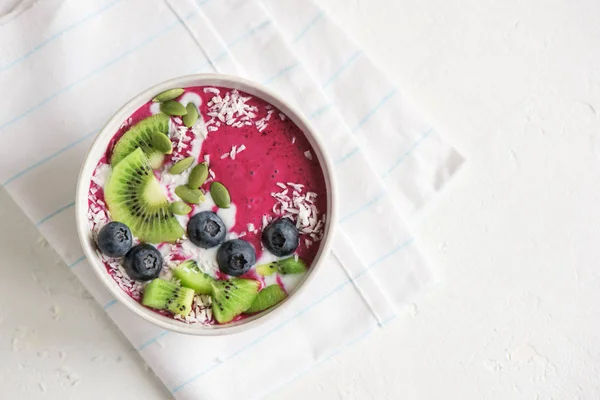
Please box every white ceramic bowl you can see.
[75,74,337,336]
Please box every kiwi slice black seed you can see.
[111,114,171,169]
[173,260,214,295]
[211,278,259,324]
[256,256,307,276]
[142,279,195,316]
[105,148,184,243]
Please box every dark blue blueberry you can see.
[123,244,162,281]
[187,211,227,248]
[261,218,299,257]
[97,221,133,257]
[217,239,256,277]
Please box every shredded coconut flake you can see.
[204,89,258,132]
[174,295,212,325]
[269,182,325,240]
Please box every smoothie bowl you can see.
[75,75,336,335]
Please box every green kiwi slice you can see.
[211,278,259,324]
[142,279,195,317]
[105,148,184,243]
[111,114,171,169]
[256,256,307,276]
[245,285,287,313]
[173,260,214,295]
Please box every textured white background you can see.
[2,0,600,398]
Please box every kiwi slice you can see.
[105,148,184,243]
[245,285,287,314]
[256,256,307,276]
[142,279,195,317]
[111,114,171,169]
[278,256,307,274]
[255,262,278,276]
[173,260,214,295]
[211,278,259,324]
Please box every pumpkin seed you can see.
[175,186,204,204]
[170,201,192,215]
[188,163,208,188]
[210,181,230,208]
[152,88,184,102]
[150,130,172,154]
[183,103,199,127]
[160,100,187,116]
[169,157,194,174]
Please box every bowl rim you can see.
[75,73,337,336]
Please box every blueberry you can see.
[217,239,256,276]
[97,222,132,257]
[187,211,227,248]
[261,218,299,257]
[123,244,163,281]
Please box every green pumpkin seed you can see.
[188,163,208,189]
[175,185,205,204]
[210,181,230,208]
[169,157,194,174]
[170,201,192,215]
[152,88,184,102]
[183,103,199,127]
[160,100,188,116]
[150,130,172,154]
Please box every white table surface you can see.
[2,0,600,398]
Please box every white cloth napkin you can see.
[0,0,462,398]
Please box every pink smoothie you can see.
[87,86,328,325]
